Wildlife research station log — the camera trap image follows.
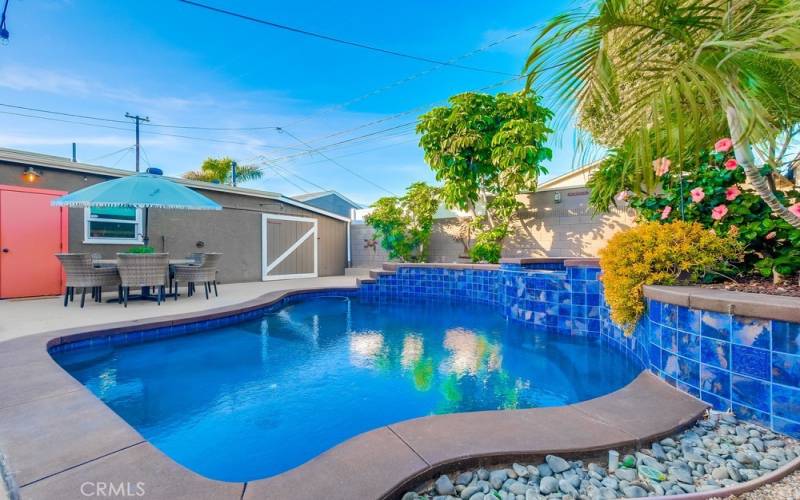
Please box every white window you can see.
[84,207,143,244]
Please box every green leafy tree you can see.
[525,0,800,228]
[416,91,553,262]
[182,156,263,185]
[365,182,439,262]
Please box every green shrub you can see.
[365,182,439,262]
[599,221,742,334]
[126,246,155,254]
[469,226,508,263]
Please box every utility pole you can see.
[125,113,149,172]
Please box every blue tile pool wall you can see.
[640,299,800,438]
[361,264,646,372]
[47,289,361,354]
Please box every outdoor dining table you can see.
[93,258,196,266]
[93,258,198,302]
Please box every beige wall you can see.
[351,186,635,267]
[0,163,347,282]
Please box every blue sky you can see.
[0,0,583,205]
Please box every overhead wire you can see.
[83,145,135,164]
[178,0,515,76]
[0,108,305,151]
[276,127,396,196]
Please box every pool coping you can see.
[0,283,737,500]
[644,284,800,323]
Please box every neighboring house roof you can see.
[536,160,602,191]
[291,190,363,209]
[0,148,350,222]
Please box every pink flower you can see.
[690,187,705,203]
[790,203,800,218]
[724,158,738,170]
[711,204,729,220]
[661,205,672,220]
[715,138,733,152]
[725,186,741,201]
[766,231,777,240]
[615,190,631,202]
[653,157,671,177]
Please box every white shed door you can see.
[261,214,318,281]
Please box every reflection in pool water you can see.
[52,296,641,482]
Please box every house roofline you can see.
[0,148,350,222]
[537,160,603,190]
[291,190,363,209]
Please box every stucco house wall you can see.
[0,152,348,283]
[351,186,635,267]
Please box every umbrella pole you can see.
[143,207,150,247]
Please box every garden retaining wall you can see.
[361,260,800,438]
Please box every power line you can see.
[179,0,515,77]
[265,164,309,193]
[84,145,135,164]
[281,22,544,130]
[262,159,332,193]
[276,127,396,196]
[111,147,132,168]
[0,103,285,132]
[0,108,306,151]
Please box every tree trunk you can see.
[725,106,800,229]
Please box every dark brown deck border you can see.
[5,282,793,500]
[645,285,800,323]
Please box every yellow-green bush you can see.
[599,221,742,334]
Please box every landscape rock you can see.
[404,412,797,500]
[436,475,456,496]
[489,470,507,490]
[545,455,570,474]
[538,476,558,495]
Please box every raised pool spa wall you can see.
[362,259,800,438]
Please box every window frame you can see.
[83,207,144,245]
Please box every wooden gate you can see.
[261,213,318,281]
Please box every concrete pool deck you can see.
[0,281,710,500]
[0,276,358,343]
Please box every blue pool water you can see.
[52,296,641,482]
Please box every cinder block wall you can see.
[350,187,635,267]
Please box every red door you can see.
[0,185,68,298]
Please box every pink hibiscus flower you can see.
[690,187,705,203]
[615,190,631,202]
[725,186,741,201]
[653,157,671,177]
[711,204,728,220]
[765,231,777,240]
[790,203,800,218]
[715,138,733,152]
[661,205,672,220]
[724,158,738,170]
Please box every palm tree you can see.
[182,157,263,185]
[524,0,800,228]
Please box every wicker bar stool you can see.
[173,253,222,300]
[116,253,170,306]
[55,253,121,308]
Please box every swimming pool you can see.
[52,295,641,482]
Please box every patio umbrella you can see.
[52,167,222,245]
